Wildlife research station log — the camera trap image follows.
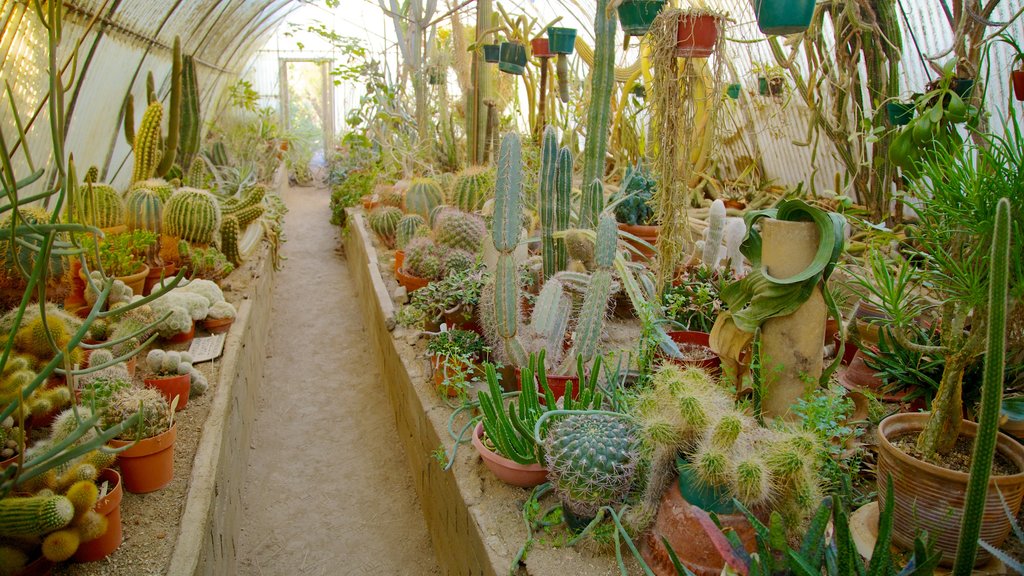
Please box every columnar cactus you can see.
[220,215,242,265]
[395,214,426,249]
[540,127,571,279]
[451,166,495,212]
[163,187,222,244]
[131,102,163,184]
[0,495,75,537]
[405,178,445,220]
[124,187,163,233]
[367,206,403,247]
[701,199,727,266]
[567,214,617,363]
[544,414,640,520]
[579,1,617,230]
[155,36,182,177]
[178,54,201,170]
[490,133,528,366]
[184,157,207,188]
[434,210,486,252]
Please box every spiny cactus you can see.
[101,386,171,439]
[434,209,485,252]
[442,249,476,275]
[403,237,447,281]
[130,178,175,203]
[131,102,164,184]
[179,53,201,170]
[436,172,456,198]
[701,199,727,266]
[395,214,426,249]
[184,157,207,188]
[544,413,640,520]
[368,206,403,248]
[488,133,528,366]
[539,127,568,279]
[565,214,617,365]
[163,187,222,244]
[405,178,445,220]
[380,188,405,209]
[0,495,74,537]
[429,204,451,228]
[450,166,495,212]
[73,181,124,229]
[155,36,183,177]
[42,528,80,562]
[220,215,242,265]
[579,0,617,229]
[124,187,164,233]
[221,184,266,217]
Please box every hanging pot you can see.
[72,468,123,562]
[530,38,553,59]
[1012,69,1024,101]
[546,27,577,54]
[482,44,500,64]
[886,101,915,126]
[876,413,1024,566]
[752,0,815,36]
[676,13,720,58]
[498,42,527,75]
[108,424,177,493]
[758,76,784,96]
[617,0,668,37]
[951,77,975,98]
[726,83,741,99]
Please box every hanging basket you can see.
[498,42,527,75]
[753,0,815,35]
[617,0,667,37]
[546,27,577,54]
[482,44,500,63]
[726,83,741,99]
[675,13,721,59]
[951,77,975,98]
[1014,69,1024,101]
[886,102,915,126]
[530,38,553,58]
[758,76,784,96]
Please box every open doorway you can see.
[278,58,335,185]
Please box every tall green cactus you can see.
[579,1,617,229]
[220,215,242,265]
[954,197,1013,574]
[569,214,617,363]
[553,148,572,273]
[179,53,201,171]
[155,36,182,177]
[492,133,527,366]
[583,179,604,231]
[539,126,559,279]
[131,102,163,184]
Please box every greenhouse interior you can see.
[0,0,1023,574]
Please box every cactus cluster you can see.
[544,414,640,520]
[146,348,208,397]
[216,184,266,265]
[380,187,405,210]
[433,209,486,252]
[101,386,171,439]
[402,237,473,281]
[395,214,427,249]
[450,166,495,212]
[163,187,222,245]
[405,178,445,220]
[368,206,403,248]
[611,163,657,226]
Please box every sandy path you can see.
[237,186,440,576]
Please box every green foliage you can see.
[610,163,657,226]
[80,230,156,278]
[330,170,375,226]
[661,265,731,333]
[398,264,488,329]
[792,387,864,490]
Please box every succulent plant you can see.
[544,413,640,520]
[0,206,68,292]
[610,162,657,226]
[433,210,485,253]
[129,178,175,203]
[124,187,164,234]
[395,214,426,249]
[71,181,125,229]
[405,178,444,220]
[402,237,447,281]
[450,166,495,212]
[367,206,403,247]
[101,386,171,439]
[163,187,222,245]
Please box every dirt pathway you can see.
[237,185,440,575]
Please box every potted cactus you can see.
[367,206,403,248]
[142,349,197,411]
[103,387,177,493]
[397,237,474,293]
[546,27,576,102]
[202,300,237,334]
[610,163,659,260]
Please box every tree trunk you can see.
[916,352,969,458]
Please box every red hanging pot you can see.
[676,13,721,58]
[530,38,553,58]
[1013,69,1024,101]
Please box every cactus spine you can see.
[579,1,617,229]
[568,214,616,364]
[179,53,201,170]
[163,187,222,244]
[0,495,75,537]
[124,187,163,234]
[451,166,494,212]
[395,214,426,249]
[702,199,726,265]
[220,215,241,265]
[405,178,444,220]
[538,126,559,279]
[131,102,163,184]
[491,133,527,366]
[434,210,485,252]
[75,182,124,228]
[155,36,182,177]
[367,206,403,247]
[954,198,1013,574]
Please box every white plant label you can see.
[189,333,226,363]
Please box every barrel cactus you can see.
[73,182,124,229]
[124,187,164,233]
[395,214,426,249]
[101,386,171,438]
[380,188,405,210]
[450,166,495,212]
[163,187,222,245]
[544,413,640,521]
[402,237,447,280]
[130,178,175,203]
[405,178,444,220]
[434,210,485,253]
[368,206,403,248]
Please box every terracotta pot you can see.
[662,331,721,374]
[73,468,123,562]
[395,267,430,293]
[530,37,553,58]
[431,356,476,397]
[116,264,149,298]
[201,316,234,334]
[676,13,720,58]
[393,250,405,274]
[108,424,177,493]
[1,452,19,469]
[641,480,757,576]
[513,367,580,401]
[442,306,482,335]
[1013,69,1024,101]
[143,263,177,296]
[164,321,195,345]
[876,413,1024,566]
[722,199,746,210]
[472,423,547,488]
[617,223,659,260]
[14,554,53,576]
[143,373,190,411]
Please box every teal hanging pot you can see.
[753,0,815,36]
[498,42,527,75]
[617,0,668,36]
[886,101,914,126]
[726,83,741,99]
[482,44,500,64]
[546,27,577,54]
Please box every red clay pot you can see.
[531,38,553,58]
[431,356,476,397]
[14,554,53,576]
[201,317,234,334]
[662,331,721,374]
[472,423,548,488]
[617,223,659,260]
[108,424,177,493]
[676,13,720,58]
[1013,69,1024,101]
[395,268,430,293]
[73,468,123,562]
[394,250,405,274]
[164,322,195,345]
[143,263,177,296]
[143,373,190,411]
[513,367,580,401]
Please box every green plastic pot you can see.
[951,77,975,98]
[498,42,527,75]
[758,76,783,96]
[677,456,736,514]
[482,44,500,63]
[546,27,577,54]
[726,83,741,99]
[632,84,646,98]
[617,0,667,36]
[886,101,914,126]
[753,0,815,35]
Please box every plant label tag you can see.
[188,333,226,363]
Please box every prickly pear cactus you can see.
[544,414,640,519]
[395,214,426,249]
[450,166,495,212]
[124,187,164,233]
[405,178,444,220]
[163,187,222,245]
[434,210,485,252]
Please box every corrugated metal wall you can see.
[0,0,302,197]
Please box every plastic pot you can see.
[530,37,553,58]
[951,77,975,98]
[876,413,1024,566]
[546,27,577,54]
[395,267,430,293]
[676,13,720,58]
[1012,69,1024,101]
[758,76,783,96]
[482,44,500,63]
[108,424,177,493]
[726,83,741,99]
[472,423,547,488]
[73,468,123,562]
[617,0,667,37]
[886,101,915,126]
[753,0,815,35]
[498,42,527,75]
[143,373,190,411]
[662,331,721,374]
